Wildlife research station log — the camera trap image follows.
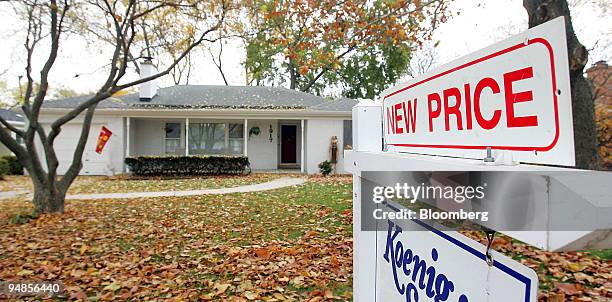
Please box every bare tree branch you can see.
[209,38,229,85]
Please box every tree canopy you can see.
[243,0,451,97]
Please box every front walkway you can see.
[0,177,305,200]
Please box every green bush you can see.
[318,160,333,176]
[124,155,250,176]
[0,156,23,175]
[0,157,9,179]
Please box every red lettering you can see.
[504,67,538,127]
[474,77,502,130]
[443,87,463,131]
[402,99,418,133]
[428,93,442,132]
[394,103,404,134]
[386,107,395,134]
[464,83,473,130]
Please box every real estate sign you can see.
[378,218,538,302]
[382,17,574,166]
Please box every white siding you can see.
[132,119,167,156]
[305,119,346,174]
[36,114,124,175]
[0,129,12,156]
[0,142,11,156]
[246,120,278,170]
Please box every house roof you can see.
[43,85,358,112]
[0,108,24,123]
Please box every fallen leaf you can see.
[214,283,231,295]
[17,269,33,276]
[554,282,581,296]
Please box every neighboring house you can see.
[0,109,25,156]
[38,61,357,175]
[586,60,611,107]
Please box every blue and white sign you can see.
[377,216,538,302]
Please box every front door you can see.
[280,124,297,164]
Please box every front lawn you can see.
[0,175,609,301]
[0,173,283,194]
[0,176,353,301]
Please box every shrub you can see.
[1,156,23,175]
[0,157,8,179]
[318,160,333,176]
[124,155,250,176]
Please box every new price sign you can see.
[382,17,574,166]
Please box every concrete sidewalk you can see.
[0,177,305,201]
[65,177,306,200]
[0,190,29,200]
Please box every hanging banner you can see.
[95,126,112,154]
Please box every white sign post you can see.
[346,16,612,302]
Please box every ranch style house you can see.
[30,62,357,175]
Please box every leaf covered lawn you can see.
[1,175,610,301]
[0,176,353,301]
[0,173,282,194]
[462,233,611,301]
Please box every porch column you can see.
[126,117,131,157]
[185,118,189,156]
[300,119,305,173]
[125,117,130,172]
[243,119,248,157]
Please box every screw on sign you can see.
[95,126,112,154]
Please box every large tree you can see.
[523,0,599,169]
[244,0,451,96]
[0,0,230,214]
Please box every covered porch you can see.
[124,117,305,172]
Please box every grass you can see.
[0,176,353,301]
[0,174,609,301]
[0,173,283,194]
[586,249,612,260]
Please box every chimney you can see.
[139,57,158,102]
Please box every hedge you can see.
[0,155,23,176]
[124,155,250,176]
[0,155,23,175]
[0,158,8,178]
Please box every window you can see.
[165,123,181,154]
[188,122,244,155]
[228,123,244,154]
[343,120,353,150]
[189,123,226,154]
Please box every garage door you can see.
[52,123,111,175]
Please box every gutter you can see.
[39,108,353,119]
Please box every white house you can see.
[0,109,25,156]
[37,64,356,175]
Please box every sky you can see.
[0,0,609,96]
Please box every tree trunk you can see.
[30,174,67,214]
[32,184,66,214]
[288,60,297,90]
[523,0,599,169]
